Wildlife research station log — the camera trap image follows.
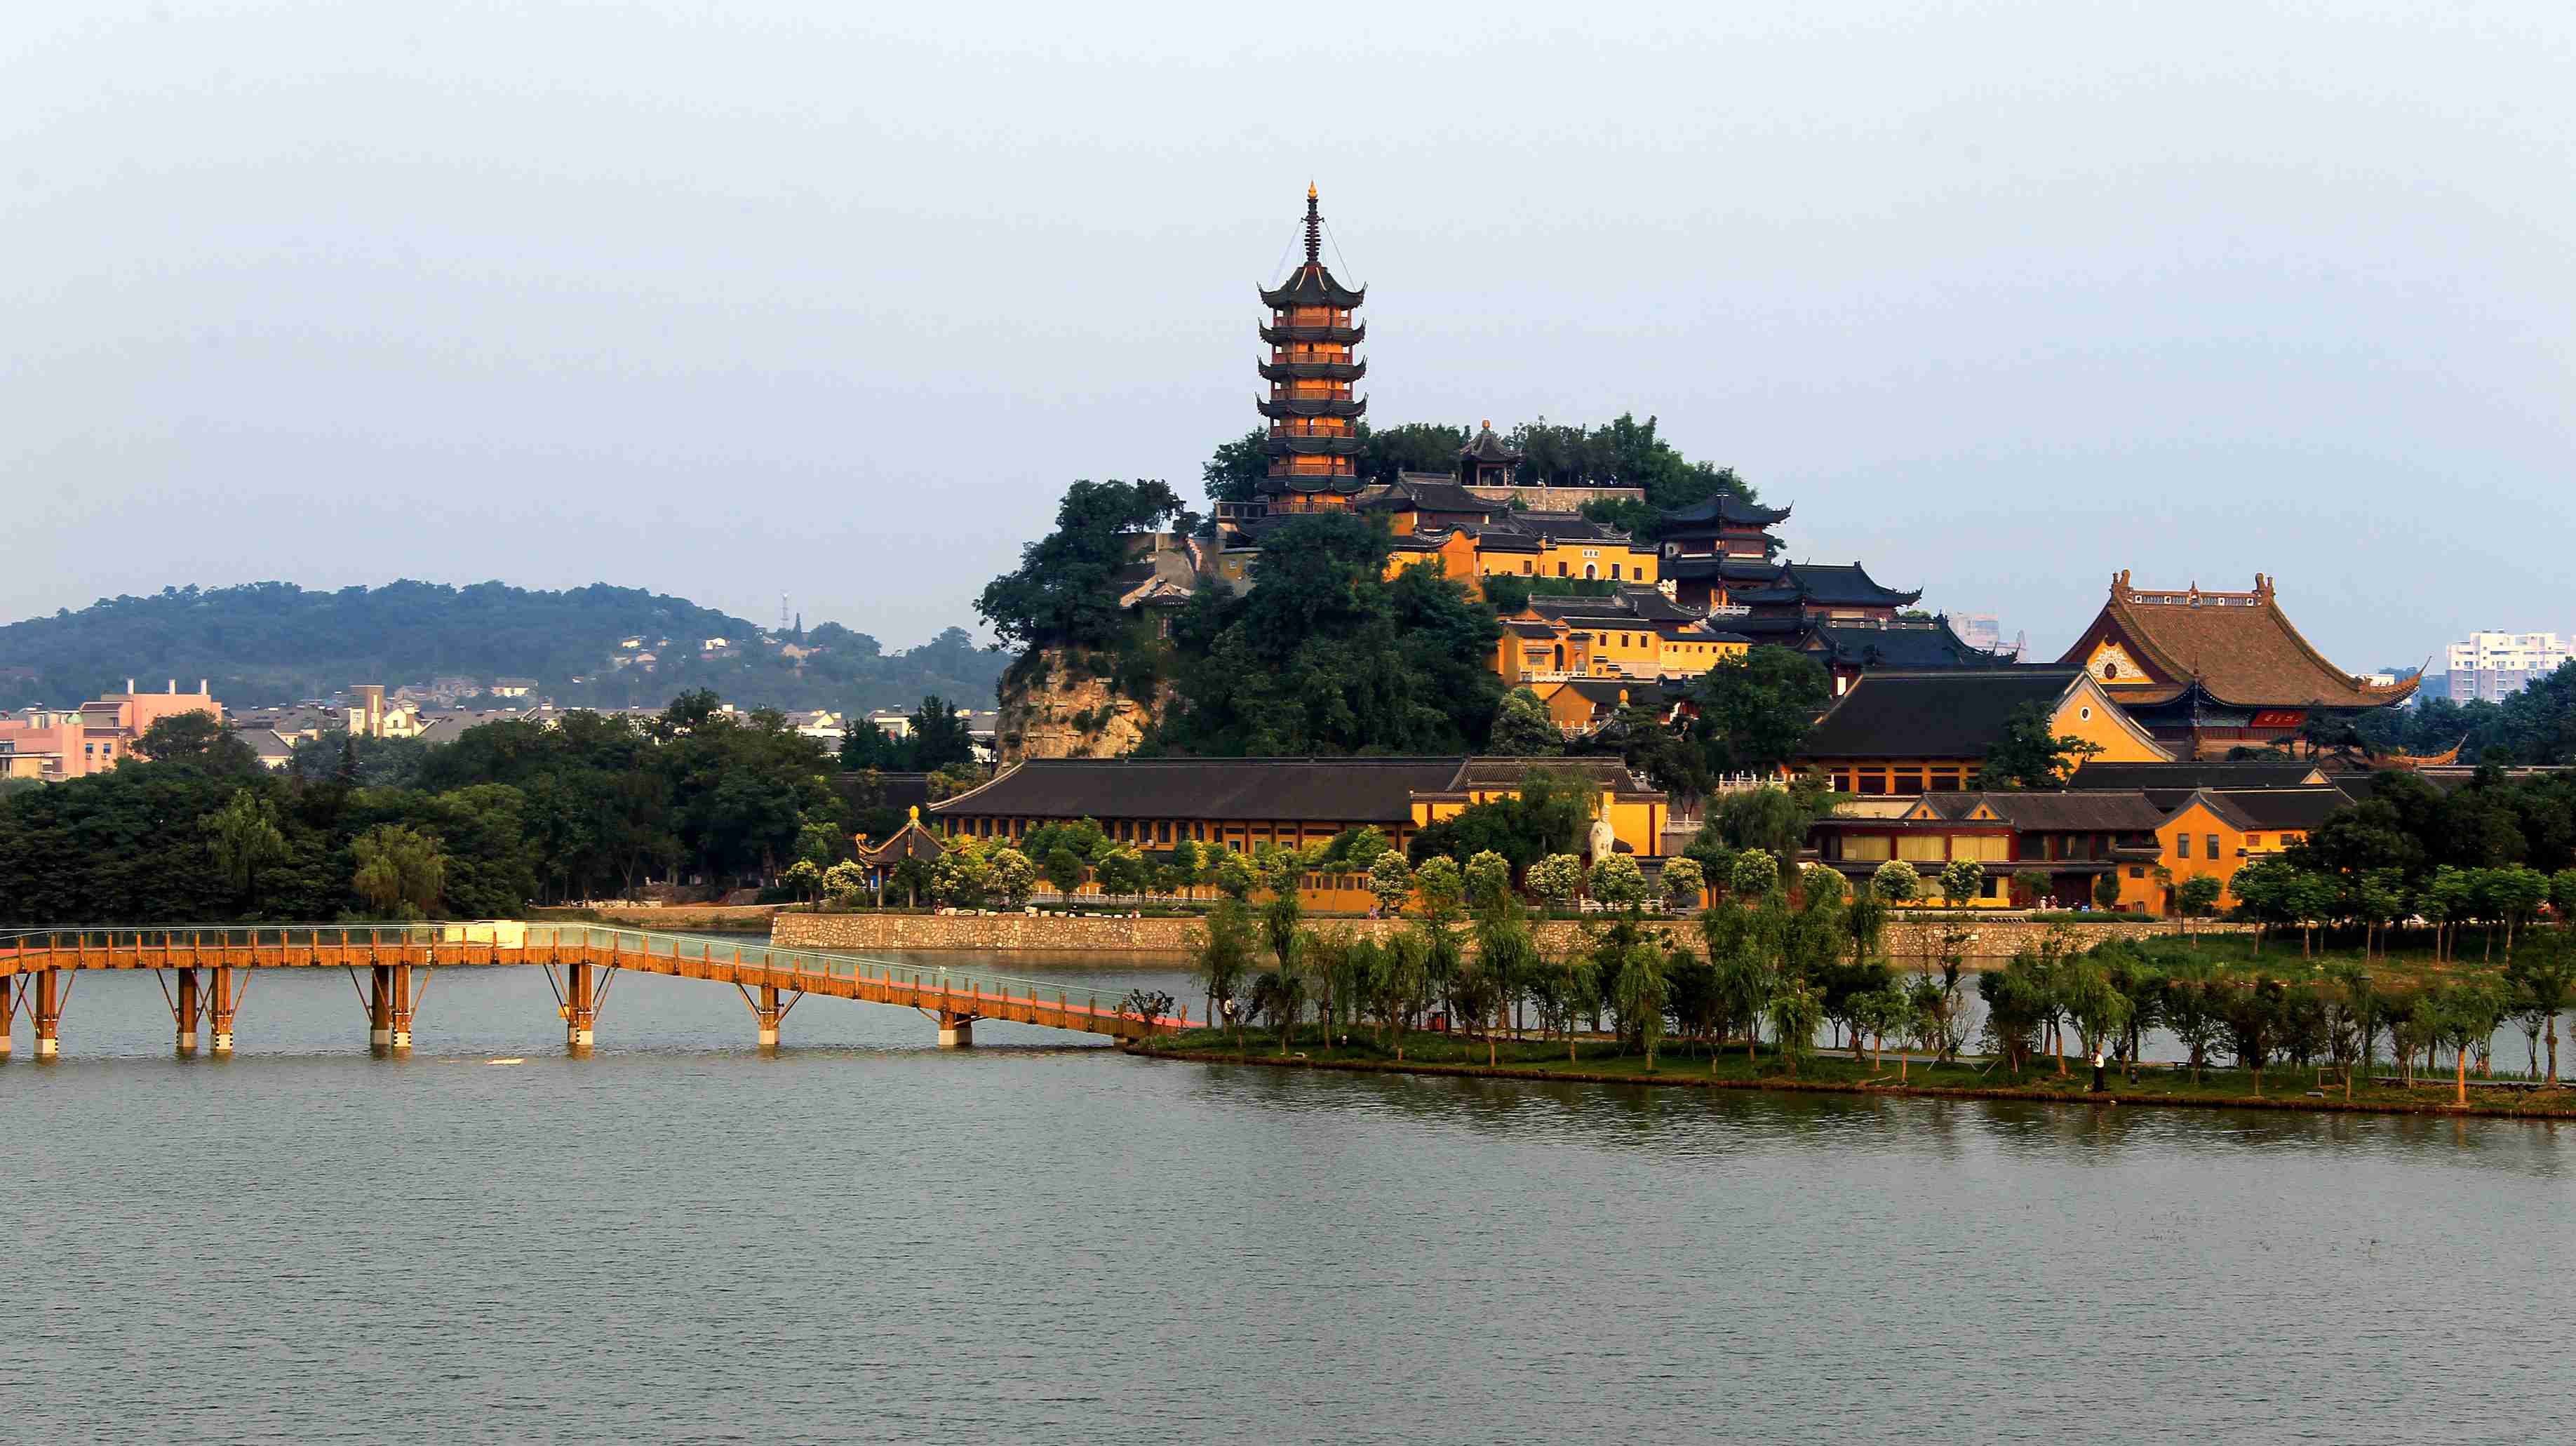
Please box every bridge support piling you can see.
[757,982,781,1049]
[175,968,201,1055]
[209,966,237,1056]
[565,960,596,1051]
[938,1010,974,1049]
[33,968,62,1059]
[1,977,14,1061]
[389,964,413,1051]
[369,964,394,1053]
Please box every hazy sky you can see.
[6,2,2571,669]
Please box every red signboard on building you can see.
[2250,709,2307,728]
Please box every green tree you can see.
[975,478,1188,650]
[1527,852,1584,913]
[1975,702,2104,789]
[1938,857,1983,910]
[2091,871,2123,911]
[1488,687,1564,756]
[1680,648,1832,775]
[1463,850,1514,909]
[1367,850,1413,916]
[351,824,446,918]
[1659,856,1706,910]
[906,697,979,775]
[1589,854,1649,909]
[2503,934,2576,1085]
[820,859,866,902]
[1158,511,1505,755]
[1094,845,1151,902]
[781,858,824,902]
[2176,874,2225,933]
[1870,859,1921,905]
[201,788,288,913]
[1614,937,1670,1069]
[1194,895,1259,1047]
[1200,429,1269,510]
[2487,864,2550,957]
[1766,973,1823,1078]
[1414,856,1465,918]
[838,720,897,772]
[1041,846,1089,899]
[988,847,1038,909]
[1724,848,1779,902]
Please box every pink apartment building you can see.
[0,679,224,780]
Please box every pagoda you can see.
[1253,185,1367,514]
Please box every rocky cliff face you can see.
[995,648,1166,763]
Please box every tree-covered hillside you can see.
[0,580,1009,712]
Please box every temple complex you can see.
[2058,573,2418,756]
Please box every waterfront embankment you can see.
[532,904,779,932]
[1129,1032,2576,1123]
[772,909,2247,956]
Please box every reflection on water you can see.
[4,951,2571,1443]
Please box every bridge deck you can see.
[0,923,1183,1041]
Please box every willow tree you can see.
[202,788,288,916]
[351,824,446,919]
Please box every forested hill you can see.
[0,581,1011,712]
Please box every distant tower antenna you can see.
[779,591,790,633]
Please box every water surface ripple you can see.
[4,960,2569,1443]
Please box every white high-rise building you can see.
[2443,631,2575,702]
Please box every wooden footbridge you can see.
[0,922,1188,1059]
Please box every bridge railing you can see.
[0,921,1183,1026]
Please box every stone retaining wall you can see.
[772,911,2247,957]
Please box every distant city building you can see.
[0,679,222,780]
[1950,614,2027,662]
[2441,630,2575,702]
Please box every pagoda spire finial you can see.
[1303,185,1321,265]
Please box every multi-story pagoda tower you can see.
[1254,185,1367,514]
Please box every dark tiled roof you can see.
[1738,561,1922,608]
[929,757,1469,824]
[1987,792,2172,831]
[2203,788,2352,831]
[1658,493,1791,528]
[1459,425,1522,464]
[1363,476,1501,518]
[1907,790,2168,831]
[1443,756,1658,797]
[2069,761,2330,791]
[1805,619,2015,671]
[857,819,944,866]
[1799,667,2085,760]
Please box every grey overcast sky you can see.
[5,2,2570,669]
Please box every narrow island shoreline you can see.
[1122,1038,2576,1123]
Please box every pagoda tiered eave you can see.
[1258,269,1366,309]
[1256,396,1368,420]
[1262,435,1364,457]
[1260,322,1366,345]
[1259,358,1367,382]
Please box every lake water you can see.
[6,953,2572,1442]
